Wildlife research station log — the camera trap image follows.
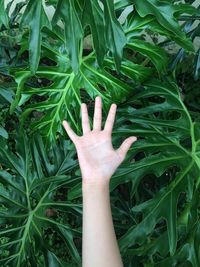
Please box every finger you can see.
[62,120,79,144]
[104,103,117,133]
[116,136,137,162]
[93,96,102,131]
[81,103,91,134]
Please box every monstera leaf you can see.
[0,132,82,266]
[7,0,196,74]
[17,0,128,74]
[9,29,152,145]
[115,79,200,264]
[133,0,194,48]
[123,12,194,52]
[8,0,197,144]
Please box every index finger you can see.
[62,120,79,144]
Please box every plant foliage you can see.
[0,133,82,266]
[0,0,200,266]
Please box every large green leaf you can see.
[123,12,194,52]
[21,0,50,73]
[133,0,193,45]
[9,30,152,144]
[0,132,81,266]
[112,79,200,261]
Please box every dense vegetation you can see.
[0,0,200,266]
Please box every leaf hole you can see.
[39,57,57,66]
[180,137,192,150]
[162,110,182,120]
[25,76,54,88]
[145,95,166,104]
[134,151,146,161]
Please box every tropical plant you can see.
[0,132,82,266]
[0,0,200,266]
[3,0,199,144]
[68,78,200,265]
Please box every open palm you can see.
[63,96,137,185]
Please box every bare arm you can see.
[63,96,137,267]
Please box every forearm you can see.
[82,181,124,267]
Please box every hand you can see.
[62,96,137,185]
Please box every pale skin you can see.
[62,96,137,267]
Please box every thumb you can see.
[116,136,137,162]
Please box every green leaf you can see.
[52,0,83,74]
[108,79,200,259]
[173,3,200,18]
[134,0,186,37]
[123,12,194,52]
[46,250,66,267]
[126,39,168,73]
[0,0,9,28]
[11,31,151,144]
[114,0,132,11]
[57,224,81,265]
[82,0,106,67]
[102,0,127,72]
[133,0,194,51]
[154,215,200,266]
[0,131,80,266]
[0,126,8,139]
[21,0,50,73]
[0,84,15,104]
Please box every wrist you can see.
[82,179,110,193]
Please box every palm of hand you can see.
[63,96,137,185]
[76,131,122,183]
